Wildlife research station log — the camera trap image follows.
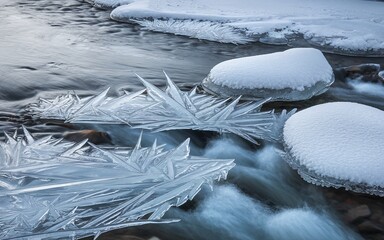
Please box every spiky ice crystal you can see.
[28,73,294,144]
[0,127,235,239]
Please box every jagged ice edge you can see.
[134,19,252,44]
[276,143,384,197]
[27,73,295,144]
[0,127,235,239]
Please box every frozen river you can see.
[0,0,383,239]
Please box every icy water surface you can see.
[1,0,384,239]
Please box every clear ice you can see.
[133,19,251,44]
[0,127,235,239]
[28,73,294,144]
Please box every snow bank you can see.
[283,102,384,196]
[89,0,136,9]
[202,48,334,101]
[108,0,384,54]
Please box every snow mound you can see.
[0,127,234,239]
[108,0,384,54]
[202,48,334,101]
[283,102,384,196]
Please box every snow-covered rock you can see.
[108,0,384,54]
[202,48,334,101]
[283,102,384,196]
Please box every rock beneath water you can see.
[322,187,384,239]
[334,63,383,83]
[202,48,334,101]
[63,129,112,144]
[345,205,371,223]
[283,102,384,196]
[357,221,384,234]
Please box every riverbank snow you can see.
[107,0,384,53]
[202,48,334,101]
[92,0,135,9]
[283,102,384,196]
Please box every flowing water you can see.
[1,0,384,239]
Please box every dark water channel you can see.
[1,0,384,239]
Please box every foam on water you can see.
[348,80,384,98]
[266,208,361,240]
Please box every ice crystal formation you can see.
[28,73,294,144]
[0,127,235,239]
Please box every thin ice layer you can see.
[28,73,295,144]
[109,0,384,54]
[202,48,334,101]
[283,102,384,196]
[133,19,250,44]
[0,127,235,239]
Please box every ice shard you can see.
[28,73,294,144]
[0,127,235,239]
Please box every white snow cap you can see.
[207,48,333,91]
[283,102,384,196]
[202,48,334,101]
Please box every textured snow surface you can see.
[0,127,234,239]
[28,73,295,144]
[91,0,136,9]
[283,102,384,196]
[202,48,334,101]
[108,0,384,53]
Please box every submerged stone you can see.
[283,102,384,197]
[202,48,334,101]
[335,63,383,83]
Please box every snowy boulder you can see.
[283,102,384,196]
[202,48,334,101]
